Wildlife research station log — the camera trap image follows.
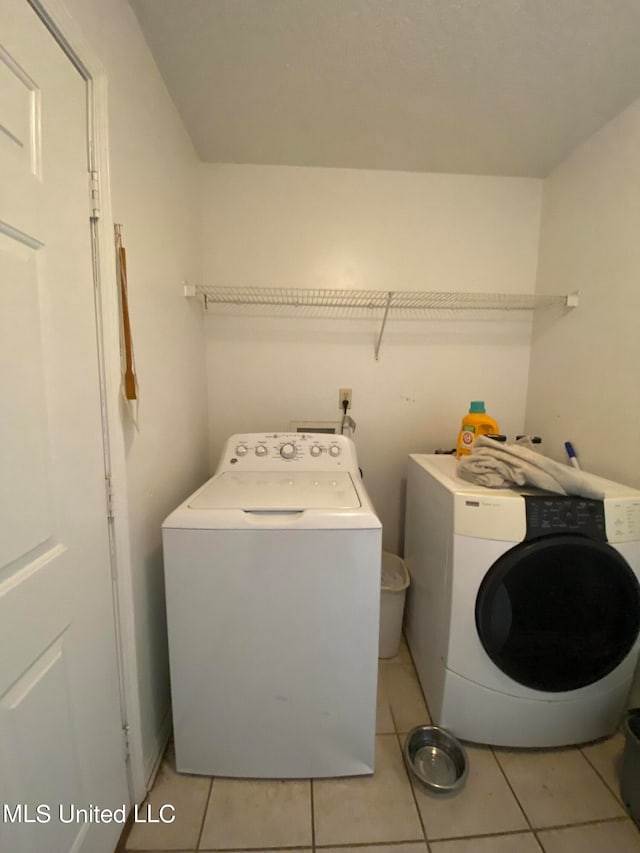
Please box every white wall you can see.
[201,165,542,552]
[62,0,210,785]
[526,99,640,486]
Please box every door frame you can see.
[27,0,147,804]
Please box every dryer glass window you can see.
[475,535,640,692]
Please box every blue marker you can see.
[564,441,580,469]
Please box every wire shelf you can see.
[194,285,570,312]
[186,285,577,359]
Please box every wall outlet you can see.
[338,388,352,410]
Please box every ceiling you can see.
[130,0,640,178]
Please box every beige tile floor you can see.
[119,639,640,853]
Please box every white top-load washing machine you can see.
[162,432,381,778]
[404,454,640,748]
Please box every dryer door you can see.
[475,535,640,692]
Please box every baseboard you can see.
[144,707,173,793]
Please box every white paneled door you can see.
[0,2,130,853]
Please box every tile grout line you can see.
[422,814,637,846]
[529,814,633,834]
[209,843,430,851]
[395,731,430,850]
[310,777,316,853]
[419,827,549,845]
[558,814,632,829]
[490,744,545,849]
[202,841,428,851]
[387,695,400,735]
[194,775,215,852]
[314,843,427,850]
[116,808,136,852]
[579,733,630,810]
[386,640,435,851]
[402,633,433,716]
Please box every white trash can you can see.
[379,552,410,659]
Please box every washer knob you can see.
[280,442,296,459]
[310,445,323,457]
[329,444,341,457]
[235,445,248,456]
[255,445,268,457]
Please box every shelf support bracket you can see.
[374,291,393,360]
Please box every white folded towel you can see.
[457,436,604,499]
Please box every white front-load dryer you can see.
[404,454,640,747]
[162,432,381,778]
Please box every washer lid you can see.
[188,471,361,511]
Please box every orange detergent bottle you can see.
[456,401,499,458]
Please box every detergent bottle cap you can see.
[469,401,486,413]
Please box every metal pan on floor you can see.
[403,725,469,793]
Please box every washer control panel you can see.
[218,432,358,473]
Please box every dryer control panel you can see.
[524,496,606,541]
[605,498,640,543]
[216,432,360,474]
